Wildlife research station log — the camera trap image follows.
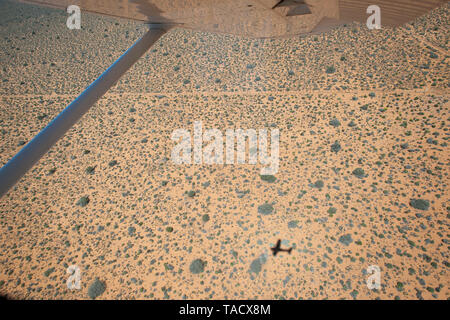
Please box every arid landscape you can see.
[0,0,448,299]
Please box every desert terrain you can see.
[0,0,448,299]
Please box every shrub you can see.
[314,180,324,188]
[77,196,89,207]
[410,199,429,210]
[187,190,196,197]
[258,203,274,215]
[352,168,366,179]
[329,118,341,127]
[260,175,276,183]
[108,160,117,167]
[88,278,106,299]
[331,141,341,153]
[326,66,336,74]
[85,166,95,174]
[189,259,206,274]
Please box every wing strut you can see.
[0,24,172,198]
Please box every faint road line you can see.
[0,88,448,100]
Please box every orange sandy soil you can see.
[0,0,448,299]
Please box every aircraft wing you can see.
[339,0,447,27]
[16,0,449,37]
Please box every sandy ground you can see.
[0,0,449,299]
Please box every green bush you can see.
[326,66,336,74]
[88,278,106,299]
